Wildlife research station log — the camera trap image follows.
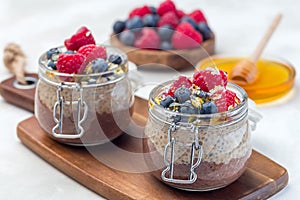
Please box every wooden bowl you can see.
[110,34,215,70]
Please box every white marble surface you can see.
[0,0,299,199]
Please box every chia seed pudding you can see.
[143,69,252,191]
[35,27,134,146]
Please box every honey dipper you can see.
[229,14,282,85]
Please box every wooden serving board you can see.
[0,73,38,112]
[17,97,288,200]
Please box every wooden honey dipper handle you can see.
[250,14,282,63]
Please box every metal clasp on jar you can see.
[161,123,203,184]
[52,82,88,139]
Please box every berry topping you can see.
[200,102,218,114]
[119,30,135,46]
[91,58,108,73]
[214,90,241,112]
[193,69,228,92]
[64,26,96,51]
[188,10,207,23]
[198,22,213,40]
[113,20,126,34]
[129,5,152,18]
[126,16,144,31]
[157,0,176,16]
[47,61,57,70]
[78,44,107,64]
[179,102,197,114]
[155,69,241,120]
[158,25,173,41]
[160,41,172,50]
[143,14,159,27]
[65,50,76,54]
[134,27,160,49]
[171,22,203,49]
[150,6,157,14]
[113,0,213,50]
[56,53,85,74]
[157,11,179,29]
[109,55,122,65]
[160,96,174,108]
[46,48,60,60]
[193,90,208,99]
[176,9,186,19]
[174,87,191,103]
[180,16,199,31]
[167,76,192,97]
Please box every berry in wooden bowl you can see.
[110,0,215,70]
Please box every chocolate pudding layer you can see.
[144,115,251,190]
[35,77,133,145]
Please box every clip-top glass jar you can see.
[35,46,134,146]
[143,81,261,191]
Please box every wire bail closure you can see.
[52,82,88,139]
[161,123,203,184]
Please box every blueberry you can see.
[109,55,122,64]
[143,14,158,27]
[47,61,57,70]
[174,87,191,103]
[160,41,172,50]
[160,96,174,108]
[179,102,197,122]
[46,48,60,60]
[180,103,196,114]
[119,30,135,46]
[153,14,160,24]
[150,6,157,14]
[126,16,144,32]
[198,22,212,40]
[196,90,208,99]
[172,115,181,123]
[65,50,75,54]
[91,58,108,73]
[200,102,218,114]
[180,16,199,31]
[158,25,173,41]
[113,20,126,34]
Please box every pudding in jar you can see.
[35,26,134,146]
[143,68,254,191]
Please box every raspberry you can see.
[214,90,241,112]
[193,69,228,92]
[171,22,203,49]
[157,0,176,16]
[56,53,85,74]
[134,28,160,49]
[167,76,192,97]
[188,10,207,23]
[157,11,179,29]
[78,44,107,63]
[129,5,151,18]
[176,9,186,19]
[64,26,96,51]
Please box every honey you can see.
[197,56,296,104]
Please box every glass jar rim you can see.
[38,45,128,78]
[149,81,248,119]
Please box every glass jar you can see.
[35,46,134,146]
[143,81,261,191]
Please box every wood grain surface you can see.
[0,73,37,112]
[17,97,288,200]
